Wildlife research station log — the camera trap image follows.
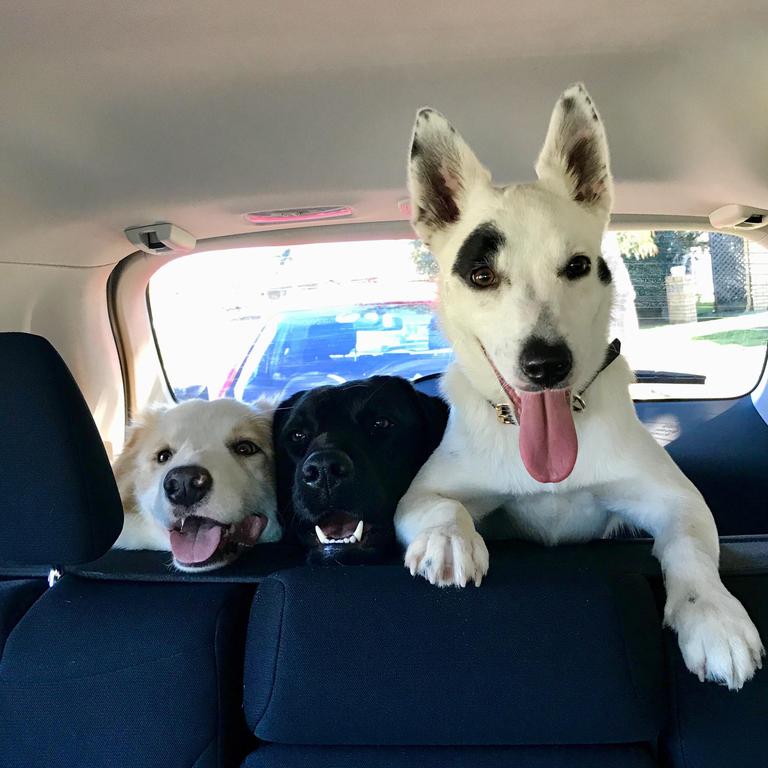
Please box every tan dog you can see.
[113,399,281,571]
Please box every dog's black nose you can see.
[163,465,213,508]
[301,450,354,491]
[519,337,573,388]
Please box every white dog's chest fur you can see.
[426,357,637,545]
[497,489,614,545]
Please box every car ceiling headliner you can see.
[2,1,768,267]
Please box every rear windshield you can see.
[148,232,768,402]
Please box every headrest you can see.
[244,557,663,746]
[0,333,123,568]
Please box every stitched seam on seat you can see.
[253,578,286,726]
[668,631,690,768]
[213,588,247,766]
[213,594,229,766]
[190,736,217,768]
[615,578,645,732]
[0,642,211,683]
[0,582,45,666]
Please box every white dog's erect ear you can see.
[535,84,613,215]
[408,108,491,242]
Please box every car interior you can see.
[1,3,767,767]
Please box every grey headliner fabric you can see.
[2,1,768,269]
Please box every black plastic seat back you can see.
[0,332,123,572]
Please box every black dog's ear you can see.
[272,390,307,535]
[272,390,306,442]
[412,388,450,456]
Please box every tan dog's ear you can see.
[112,407,167,514]
[245,398,276,463]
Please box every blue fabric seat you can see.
[243,559,664,766]
[0,575,255,768]
[0,331,124,673]
[662,575,768,768]
[0,333,123,571]
[0,333,257,768]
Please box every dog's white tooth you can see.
[348,535,358,544]
[315,525,330,544]
[353,520,364,541]
[180,518,185,532]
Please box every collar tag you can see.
[493,403,517,425]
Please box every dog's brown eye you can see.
[563,254,591,280]
[371,417,394,431]
[156,449,173,464]
[290,430,308,443]
[233,440,259,456]
[470,266,497,288]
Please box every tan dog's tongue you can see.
[517,389,577,483]
[170,520,222,564]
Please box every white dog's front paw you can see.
[667,589,765,690]
[404,524,489,588]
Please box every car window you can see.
[148,233,767,402]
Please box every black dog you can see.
[274,376,449,564]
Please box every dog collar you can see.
[489,338,622,426]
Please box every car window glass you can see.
[148,233,767,402]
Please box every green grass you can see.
[692,327,768,347]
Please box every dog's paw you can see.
[404,524,489,588]
[667,589,765,690]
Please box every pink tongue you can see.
[170,522,222,564]
[517,389,578,483]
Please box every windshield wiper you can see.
[632,370,706,385]
[413,370,707,386]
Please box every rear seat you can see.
[1,331,766,767]
[0,332,122,652]
[243,560,665,767]
[662,573,768,768]
[0,334,259,768]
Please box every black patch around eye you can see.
[452,223,505,287]
[597,256,612,284]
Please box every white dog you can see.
[113,399,281,571]
[395,84,764,689]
